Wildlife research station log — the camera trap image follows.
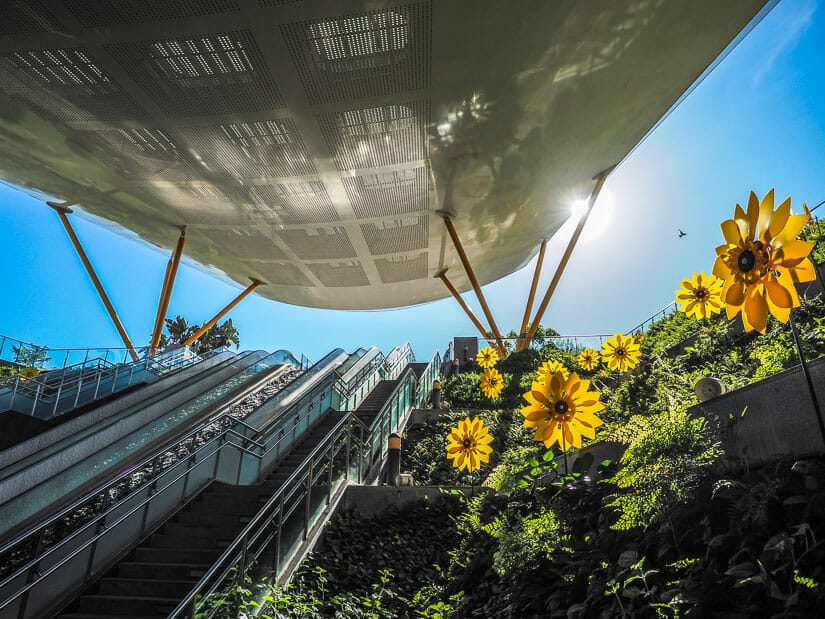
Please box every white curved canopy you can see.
[0,0,771,309]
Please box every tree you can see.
[158,316,241,355]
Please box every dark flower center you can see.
[554,400,569,414]
[738,249,756,272]
[696,289,706,299]
[616,348,626,357]
[463,438,472,448]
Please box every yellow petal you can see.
[764,273,793,310]
[768,196,791,240]
[746,191,760,235]
[757,189,775,240]
[743,287,768,334]
[774,214,808,246]
[775,240,814,267]
[725,281,746,307]
[721,219,742,245]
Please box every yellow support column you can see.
[440,213,506,356]
[182,278,265,348]
[150,227,186,352]
[520,169,611,349]
[516,239,547,351]
[47,201,140,362]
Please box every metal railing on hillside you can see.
[0,346,207,419]
[0,335,149,372]
[169,360,425,619]
[0,349,431,619]
[0,358,312,619]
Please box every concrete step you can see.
[79,594,179,616]
[99,577,196,598]
[163,522,241,539]
[117,561,209,580]
[150,533,220,549]
[135,546,218,565]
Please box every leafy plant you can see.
[605,410,723,531]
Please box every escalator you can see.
[0,344,440,619]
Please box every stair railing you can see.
[170,361,424,618]
[0,361,312,619]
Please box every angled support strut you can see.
[435,269,500,352]
[150,226,186,352]
[440,213,506,356]
[519,169,612,350]
[182,278,265,348]
[48,201,140,362]
[517,238,547,350]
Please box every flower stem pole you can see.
[788,314,825,451]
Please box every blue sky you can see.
[1,0,823,363]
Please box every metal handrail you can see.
[626,301,679,336]
[0,364,302,576]
[1,346,208,419]
[0,334,152,372]
[168,412,353,618]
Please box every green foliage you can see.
[288,496,464,617]
[0,344,51,383]
[605,410,722,530]
[159,315,240,354]
[493,505,567,577]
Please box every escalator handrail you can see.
[0,356,296,555]
[169,411,353,618]
[0,349,344,586]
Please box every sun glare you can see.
[567,190,615,241]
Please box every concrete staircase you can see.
[354,378,399,427]
[56,412,343,619]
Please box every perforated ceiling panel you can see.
[375,253,428,284]
[279,227,357,260]
[0,0,771,309]
[181,119,316,178]
[245,261,312,287]
[308,262,370,287]
[1,1,60,35]
[282,2,432,104]
[63,0,240,27]
[361,216,428,255]
[318,100,428,171]
[2,48,146,120]
[203,228,287,260]
[106,31,284,117]
[247,182,338,224]
[342,166,428,219]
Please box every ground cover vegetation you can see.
[232,210,825,617]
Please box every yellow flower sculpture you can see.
[577,348,600,371]
[713,190,815,333]
[521,371,605,451]
[536,360,570,384]
[480,368,504,399]
[601,333,641,373]
[446,416,493,472]
[675,272,724,320]
[476,347,498,369]
[803,203,815,230]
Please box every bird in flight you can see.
[677,229,687,238]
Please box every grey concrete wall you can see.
[337,485,491,517]
[689,356,825,465]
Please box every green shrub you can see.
[605,410,723,530]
